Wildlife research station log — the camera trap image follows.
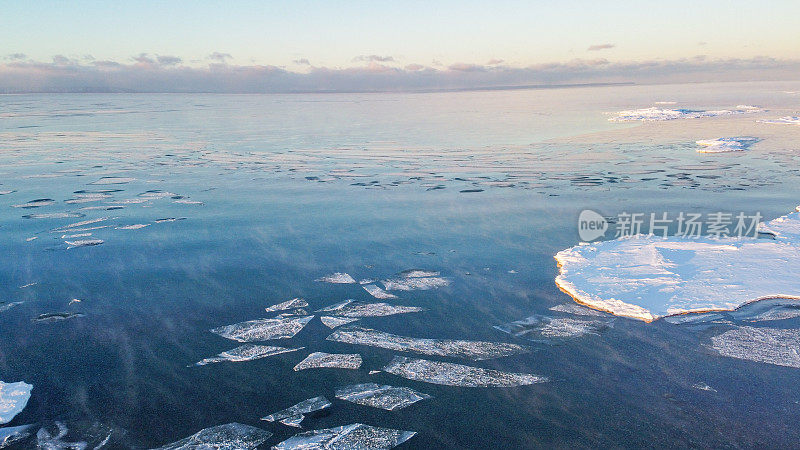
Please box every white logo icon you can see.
[578,210,608,242]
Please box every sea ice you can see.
[494,315,611,340]
[22,212,84,219]
[273,423,415,450]
[0,424,32,448]
[261,396,331,427]
[549,303,609,317]
[173,199,203,205]
[12,198,55,208]
[692,382,717,392]
[33,312,84,323]
[265,298,309,312]
[115,224,150,230]
[194,344,303,366]
[65,239,104,249]
[609,105,761,122]
[0,302,23,313]
[382,356,547,387]
[90,177,135,185]
[210,315,313,342]
[382,270,450,291]
[152,423,272,449]
[320,316,360,329]
[315,272,357,284]
[327,327,529,360]
[555,206,800,321]
[0,381,32,424]
[316,300,423,318]
[711,326,800,368]
[362,284,398,299]
[335,383,431,410]
[695,137,759,153]
[293,352,363,371]
[36,422,87,450]
[758,116,800,125]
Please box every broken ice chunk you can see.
[362,284,398,299]
[695,137,758,153]
[273,423,415,450]
[383,356,547,387]
[22,212,84,219]
[194,344,303,366]
[90,177,135,185]
[65,239,104,249]
[320,316,360,329]
[293,352,362,371]
[316,300,423,318]
[210,315,313,342]
[0,424,32,448]
[494,315,611,340]
[115,224,150,230]
[711,326,800,368]
[0,381,33,424]
[152,423,272,449]
[315,272,356,284]
[327,327,529,360]
[549,303,609,317]
[12,198,55,209]
[335,383,430,411]
[382,270,449,291]
[692,382,717,392]
[261,396,331,427]
[33,312,84,323]
[265,298,309,312]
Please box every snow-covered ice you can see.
[315,272,356,284]
[382,356,547,387]
[695,137,759,153]
[115,224,150,230]
[265,298,309,312]
[335,383,430,411]
[316,300,423,318]
[293,352,363,371]
[362,284,398,299]
[555,206,800,321]
[609,105,762,122]
[261,396,331,428]
[327,327,529,360]
[382,270,450,291]
[194,344,302,366]
[273,423,415,450]
[152,423,272,449]
[320,316,360,329]
[0,381,32,424]
[211,315,313,342]
[65,239,104,249]
[711,326,800,368]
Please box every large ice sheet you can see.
[211,315,313,342]
[494,315,611,339]
[609,105,761,122]
[152,423,272,449]
[261,396,331,427]
[293,352,363,371]
[273,423,415,450]
[711,326,800,368]
[0,424,32,448]
[382,356,547,387]
[194,344,302,366]
[327,327,529,360]
[555,206,800,321]
[265,298,309,312]
[335,383,430,410]
[0,381,32,425]
[316,300,423,318]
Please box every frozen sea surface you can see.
[273,423,416,450]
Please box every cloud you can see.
[5,53,27,61]
[486,58,504,65]
[587,43,615,51]
[353,55,394,63]
[208,52,233,62]
[294,58,311,65]
[1,55,798,94]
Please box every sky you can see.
[1,0,799,93]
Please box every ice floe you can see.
[293,352,363,371]
[0,302,23,313]
[211,315,313,342]
[362,284,398,299]
[12,198,55,208]
[549,303,609,317]
[327,327,529,360]
[261,396,331,427]
[265,298,309,312]
[273,423,415,450]
[90,177,135,185]
[320,316,360,329]
[609,105,762,121]
[0,424,32,448]
[115,224,150,230]
[0,381,32,424]
[33,312,84,323]
[695,137,759,153]
[758,116,800,125]
[692,382,717,392]
[153,423,272,449]
[316,300,423,318]
[315,272,357,284]
[36,422,88,450]
[494,315,612,340]
[65,239,104,249]
[555,206,800,321]
[382,356,547,387]
[194,344,302,366]
[335,383,431,410]
[22,212,84,219]
[711,326,800,368]
[382,270,450,291]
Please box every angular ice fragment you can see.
[0,424,32,448]
[115,224,150,230]
[335,383,430,410]
[22,212,84,219]
[293,352,362,371]
[711,326,800,368]
[152,423,272,449]
[549,303,609,317]
[273,423,415,450]
[494,315,611,340]
[33,312,84,323]
[315,272,356,284]
[0,381,33,424]
[383,356,547,387]
[194,344,303,366]
[90,177,135,185]
[320,316,360,329]
[382,270,449,291]
[265,298,309,312]
[65,239,104,249]
[261,396,331,427]
[362,284,398,299]
[316,300,423,318]
[327,327,529,360]
[695,137,758,153]
[692,382,717,392]
[210,315,313,342]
